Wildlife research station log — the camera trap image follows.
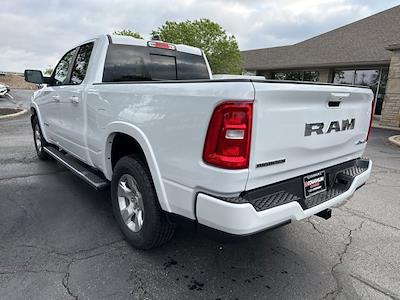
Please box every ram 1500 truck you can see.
[24,34,373,249]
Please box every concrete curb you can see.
[372,124,400,132]
[388,135,400,148]
[0,108,28,120]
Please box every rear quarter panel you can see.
[87,81,254,218]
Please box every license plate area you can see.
[303,171,327,198]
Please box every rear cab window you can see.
[150,54,177,80]
[102,44,210,82]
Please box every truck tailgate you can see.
[246,81,373,191]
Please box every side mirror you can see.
[24,69,44,84]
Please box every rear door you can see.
[246,81,373,190]
[56,42,94,163]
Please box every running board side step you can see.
[43,146,109,190]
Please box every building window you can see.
[284,71,303,81]
[333,68,388,115]
[376,69,388,115]
[274,72,287,80]
[333,70,355,85]
[273,71,319,82]
[243,70,257,76]
[303,71,319,82]
[333,69,380,87]
[355,70,379,86]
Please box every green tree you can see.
[151,19,242,74]
[44,65,53,75]
[113,29,143,39]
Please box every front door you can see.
[40,47,77,144]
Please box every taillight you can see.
[203,101,253,169]
[366,99,374,141]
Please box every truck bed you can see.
[88,78,372,220]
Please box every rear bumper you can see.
[196,158,372,235]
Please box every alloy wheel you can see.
[117,174,144,232]
[34,124,42,152]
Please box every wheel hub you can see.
[117,174,144,232]
[34,124,42,151]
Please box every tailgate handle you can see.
[328,101,341,107]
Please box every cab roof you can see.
[108,34,203,56]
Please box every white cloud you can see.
[0,0,398,72]
[0,47,59,72]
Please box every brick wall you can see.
[380,49,400,127]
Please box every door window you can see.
[70,42,94,85]
[53,48,77,85]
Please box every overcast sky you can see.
[1,0,399,72]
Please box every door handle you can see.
[69,96,80,104]
[52,95,60,102]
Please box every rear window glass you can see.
[103,44,209,82]
[177,52,210,80]
[150,54,177,80]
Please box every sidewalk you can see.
[0,89,32,109]
[389,135,400,147]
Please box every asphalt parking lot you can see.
[1,90,400,300]
[0,89,32,109]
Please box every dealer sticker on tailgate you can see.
[303,171,327,198]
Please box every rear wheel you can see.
[111,155,175,249]
[32,116,50,160]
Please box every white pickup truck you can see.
[25,34,373,249]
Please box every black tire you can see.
[32,116,50,160]
[111,155,175,249]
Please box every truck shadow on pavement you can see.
[0,165,363,299]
